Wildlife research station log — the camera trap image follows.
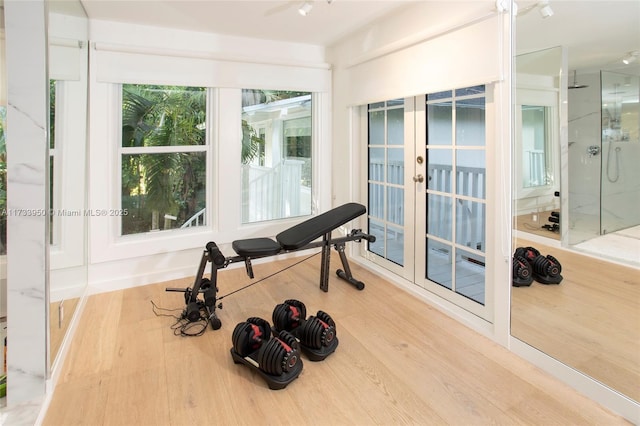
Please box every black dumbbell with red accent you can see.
[271,299,338,361]
[514,246,563,285]
[230,317,303,390]
[512,254,534,287]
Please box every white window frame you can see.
[49,78,87,271]
[89,84,331,264]
[117,84,212,237]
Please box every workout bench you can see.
[167,202,375,330]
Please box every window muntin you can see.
[120,84,208,235]
[241,89,312,224]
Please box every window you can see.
[426,86,486,305]
[521,105,550,188]
[120,84,208,235]
[241,89,312,223]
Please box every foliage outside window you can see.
[121,84,207,235]
[241,89,312,223]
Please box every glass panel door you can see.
[364,87,490,321]
[365,98,415,280]
[416,86,490,319]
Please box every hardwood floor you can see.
[512,238,640,403]
[43,257,628,425]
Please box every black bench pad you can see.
[276,202,366,250]
[232,203,366,257]
[232,238,281,258]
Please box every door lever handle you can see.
[413,174,424,183]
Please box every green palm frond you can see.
[122,89,156,147]
[241,119,264,164]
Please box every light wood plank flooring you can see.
[512,239,640,402]
[44,257,628,425]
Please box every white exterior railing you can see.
[181,160,310,227]
[368,160,404,225]
[526,149,546,187]
[368,160,485,251]
[428,163,486,251]
[180,207,206,228]
[241,159,307,223]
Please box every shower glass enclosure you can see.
[567,69,640,245]
[600,70,640,235]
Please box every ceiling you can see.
[77,0,417,47]
[515,0,639,73]
[49,0,639,73]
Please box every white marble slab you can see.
[4,0,49,409]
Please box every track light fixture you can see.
[515,0,554,19]
[298,2,313,16]
[622,51,639,65]
[298,0,334,17]
[538,0,553,18]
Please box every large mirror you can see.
[47,0,89,370]
[512,0,639,404]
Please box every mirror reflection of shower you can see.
[606,144,621,183]
[569,69,588,89]
[604,82,623,183]
[567,68,640,250]
[599,70,639,239]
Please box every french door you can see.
[364,86,491,321]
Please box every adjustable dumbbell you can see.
[230,317,303,390]
[512,255,533,287]
[514,246,563,285]
[272,299,338,361]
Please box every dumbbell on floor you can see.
[230,317,303,389]
[272,299,339,361]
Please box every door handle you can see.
[413,174,424,183]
